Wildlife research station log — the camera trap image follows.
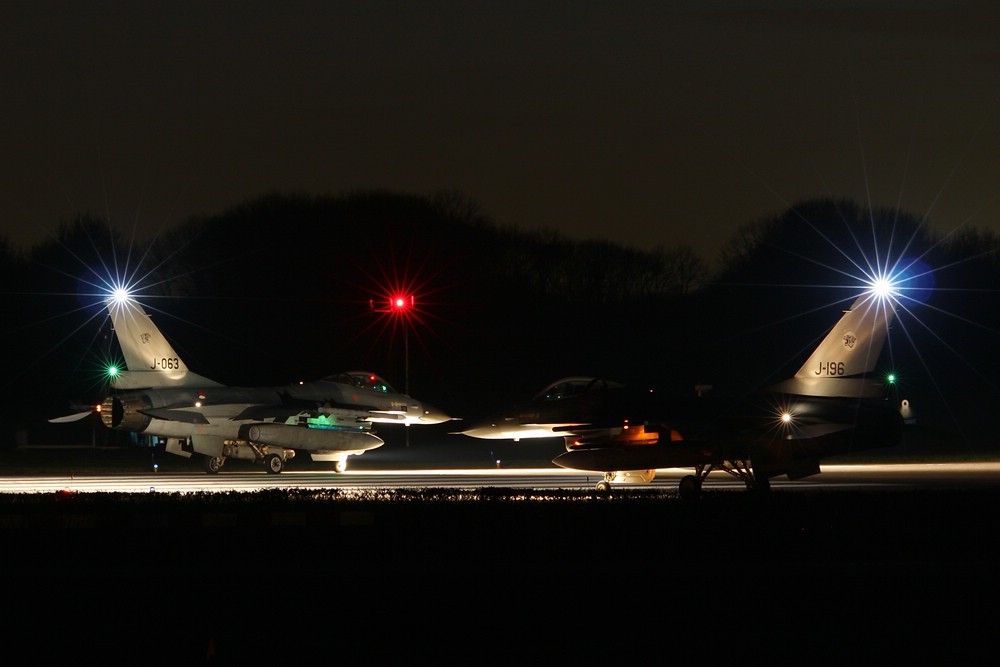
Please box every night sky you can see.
[3,1,999,264]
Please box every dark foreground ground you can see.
[3,440,1000,664]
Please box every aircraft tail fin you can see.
[771,293,895,398]
[108,297,222,389]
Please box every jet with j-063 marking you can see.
[50,292,452,474]
[459,288,907,498]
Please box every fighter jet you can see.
[51,291,451,474]
[458,288,906,497]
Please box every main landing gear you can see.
[264,453,284,474]
[204,455,225,474]
[201,444,295,474]
[676,461,771,499]
[591,461,772,499]
[589,467,705,496]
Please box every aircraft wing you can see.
[230,404,315,421]
[270,390,416,423]
[231,393,394,422]
[554,440,718,471]
[142,408,212,425]
[366,409,412,421]
[550,423,592,433]
[783,421,855,440]
[220,402,411,427]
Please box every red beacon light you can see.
[370,294,415,313]
[390,294,414,311]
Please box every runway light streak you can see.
[8,462,1000,497]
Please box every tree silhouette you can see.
[6,191,1000,447]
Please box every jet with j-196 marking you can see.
[50,291,452,474]
[459,286,909,497]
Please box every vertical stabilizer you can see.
[772,294,895,398]
[108,297,222,389]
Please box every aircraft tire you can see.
[595,480,611,492]
[334,460,347,473]
[264,453,284,474]
[203,456,224,474]
[678,475,702,500]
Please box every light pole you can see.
[390,294,414,447]
[371,292,416,445]
[391,295,412,395]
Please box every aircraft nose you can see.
[417,403,454,424]
[455,422,504,439]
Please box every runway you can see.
[6,456,1000,663]
[3,460,1000,494]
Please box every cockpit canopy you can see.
[323,371,397,394]
[533,377,624,402]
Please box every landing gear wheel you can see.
[595,480,611,493]
[678,475,702,500]
[264,453,284,474]
[203,456,225,474]
[334,460,347,473]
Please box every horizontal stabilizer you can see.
[47,411,93,424]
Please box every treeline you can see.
[2,190,999,445]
